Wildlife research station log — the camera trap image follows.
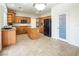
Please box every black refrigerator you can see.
[44,19,51,37]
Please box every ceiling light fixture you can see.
[33,3,47,11]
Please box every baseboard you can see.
[68,41,79,47]
[51,37,79,47]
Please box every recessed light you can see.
[36,11,39,14]
[22,3,26,5]
[10,4,15,7]
[18,6,22,9]
[18,7,23,11]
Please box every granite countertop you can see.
[2,27,16,31]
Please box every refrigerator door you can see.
[44,19,51,37]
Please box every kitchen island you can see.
[27,27,41,40]
[13,23,41,39]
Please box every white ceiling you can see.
[6,3,56,16]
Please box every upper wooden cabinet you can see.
[7,9,16,24]
[7,9,31,24]
[15,16,31,23]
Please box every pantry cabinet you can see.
[39,16,51,34]
[7,9,16,24]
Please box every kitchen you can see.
[0,3,52,51]
[1,3,79,56]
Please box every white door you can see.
[59,14,66,39]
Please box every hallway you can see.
[1,34,79,56]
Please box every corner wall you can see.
[0,4,7,51]
[51,4,79,47]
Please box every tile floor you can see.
[0,34,79,56]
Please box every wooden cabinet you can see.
[16,26,29,34]
[16,26,41,39]
[15,16,31,23]
[0,29,2,51]
[7,9,31,24]
[39,26,44,33]
[39,17,45,33]
[2,28,16,47]
[7,9,16,24]
[39,16,51,34]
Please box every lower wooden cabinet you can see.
[16,26,29,34]
[2,28,16,47]
[39,26,44,33]
[0,29,2,51]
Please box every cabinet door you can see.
[20,27,25,33]
[7,12,15,24]
[16,27,23,34]
[16,27,27,34]
[0,29,2,51]
[39,18,44,33]
[27,17,31,23]
[16,27,20,34]
[8,14,13,23]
